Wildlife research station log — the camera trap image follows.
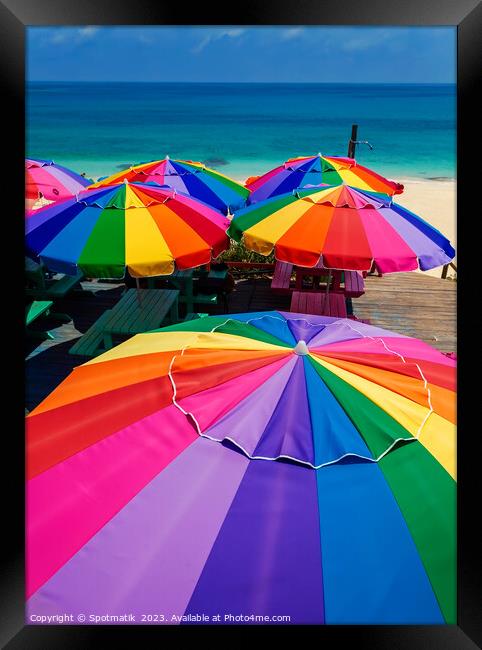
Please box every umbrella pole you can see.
[135,277,143,306]
[325,269,332,314]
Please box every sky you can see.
[26,26,456,83]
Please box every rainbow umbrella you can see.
[229,184,455,273]
[246,154,404,204]
[25,181,230,278]
[89,157,250,215]
[26,158,91,208]
[26,312,456,624]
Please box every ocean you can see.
[26,82,456,183]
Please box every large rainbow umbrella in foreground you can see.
[26,158,91,208]
[25,181,230,278]
[26,312,456,624]
[245,154,404,204]
[89,157,250,215]
[229,184,455,272]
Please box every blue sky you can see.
[27,26,456,83]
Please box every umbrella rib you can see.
[166,315,434,469]
[167,336,203,436]
[167,316,291,438]
[167,316,287,436]
[324,319,435,440]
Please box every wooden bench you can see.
[193,266,228,279]
[193,292,218,306]
[26,300,53,327]
[102,289,179,349]
[271,261,294,294]
[290,291,348,318]
[343,271,365,298]
[294,264,339,292]
[26,300,55,340]
[26,267,84,300]
[206,268,228,281]
[148,268,221,313]
[195,269,230,309]
[184,312,209,322]
[68,310,112,357]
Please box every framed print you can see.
[1,0,481,647]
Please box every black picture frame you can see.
[2,0,481,646]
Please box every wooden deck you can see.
[353,273,456,351]
[25,272,456,411]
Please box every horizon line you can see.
[27,80,456,85]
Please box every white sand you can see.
[396,179,456,278]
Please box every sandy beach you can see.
[396,178,456,278]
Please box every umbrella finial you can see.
[165,154,170,160]
[293,340,309,356]
[123,178,128,184]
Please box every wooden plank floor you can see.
[353,273,456,351]
[25,273,456,411]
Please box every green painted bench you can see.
[26,258,84,300]
[102,289,180,349]
[184,312,209,321]
[26,300,55,340]
[194,268,228,306]
[26,300,53,327]
[68,310,112,357]
[192,292,218,306]
[206,268,228,281]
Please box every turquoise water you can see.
[26,82,456,183]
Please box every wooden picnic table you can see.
[102,288,179,349]
[291,291,348,318]
[147,269,194,313]
[272,260,364,295]
[271,260,337,294]
[279,260,366,318]
[25,257,84,300]
[294,264,342,293]
[147,267,227,313]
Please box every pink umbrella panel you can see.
[26,312,456,625]
[26,158,91,206]
[228,184,455,273]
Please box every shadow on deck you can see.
[25,272,456,411]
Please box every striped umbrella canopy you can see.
[25,181,230,278]
[228,184,455,273]
[89,157,250,215]
[26,312,456,624]
[245,154,404,204]
[26,158,91,207]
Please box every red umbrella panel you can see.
[245,154,404,204]
[26,312,456,624]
